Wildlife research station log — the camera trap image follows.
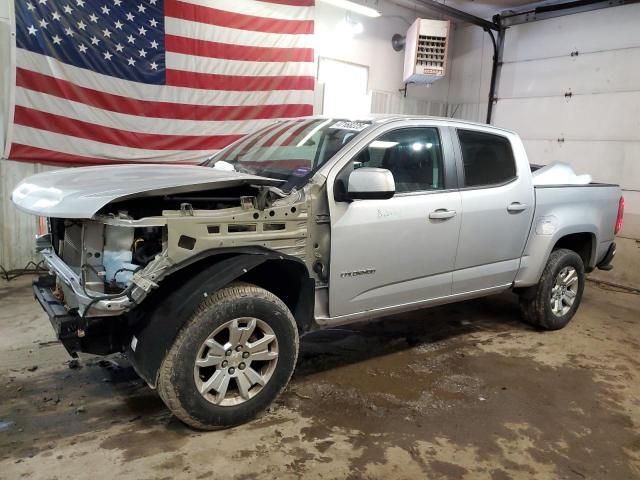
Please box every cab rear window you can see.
[457,130,516,187]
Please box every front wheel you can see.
[518,248,585,330]
[157,282,299,429]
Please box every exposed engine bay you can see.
[37,181,328,318]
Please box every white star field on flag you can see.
[17,0,166,83]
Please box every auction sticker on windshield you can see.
[329,121,369,131]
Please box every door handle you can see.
[429,209,456,220]
[507,202,528,212]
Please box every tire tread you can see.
[519,248,585,331]
[157,281,298,430]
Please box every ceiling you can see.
[386,0,569,20]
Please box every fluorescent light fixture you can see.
[318,0,381,17]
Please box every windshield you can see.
[202,118,371,189]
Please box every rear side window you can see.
[457,129,516,187]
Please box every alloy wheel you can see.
[550,266,579,317]
[193,317,279,406]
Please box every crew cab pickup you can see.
[12,116,624,429]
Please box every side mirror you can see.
[346,167,395,200]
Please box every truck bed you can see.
[514,182,621,287]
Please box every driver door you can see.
[328,125,462,318]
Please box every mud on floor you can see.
[0,277,639,479]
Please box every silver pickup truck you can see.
[12,115,624,429]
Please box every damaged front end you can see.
[40,215,167,318]
[33,213,169,356]
[29,178,315,358]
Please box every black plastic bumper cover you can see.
[33,275,128,357]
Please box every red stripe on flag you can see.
[165,35,314,62]
[9,144,196,166]
[166,70,315,91]
[16,68,313,121]
[165,0,314,35]
[10,144,133,165]
[14,106,243,151]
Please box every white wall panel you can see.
[521,139,640,190]
[447,25,492,105]
[500,47,640,99]
[0,2,9,20]
[522,138,640,239]
[0,160,60,270]
[502,3,640,62]
[371,90,447,116]
[494,92,640,141]
[446,101,488,124]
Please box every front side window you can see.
[457,129,516,187]
[350,127,444,193]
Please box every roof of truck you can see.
[303,114,518,135]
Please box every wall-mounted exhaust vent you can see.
[403,19,450,85]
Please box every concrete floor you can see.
[0,277,639,480]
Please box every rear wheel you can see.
[518,248,585,330]
[157,282,298,429]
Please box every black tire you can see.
[518,248,585,331]
[157,282,299,430]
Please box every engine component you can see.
[103,225,136,287]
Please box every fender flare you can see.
[126,249,313,387]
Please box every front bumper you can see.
[33,275,129,357]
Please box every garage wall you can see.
[315,0,448,115]
[444,23,493,123]
[365,20,492,121]
[382,21,495,123]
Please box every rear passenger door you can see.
[452,128,534,294]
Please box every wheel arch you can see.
[126,247,314,387]
[515,225,598,288]
[551,232,596,272]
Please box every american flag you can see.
[8,0,315,164]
